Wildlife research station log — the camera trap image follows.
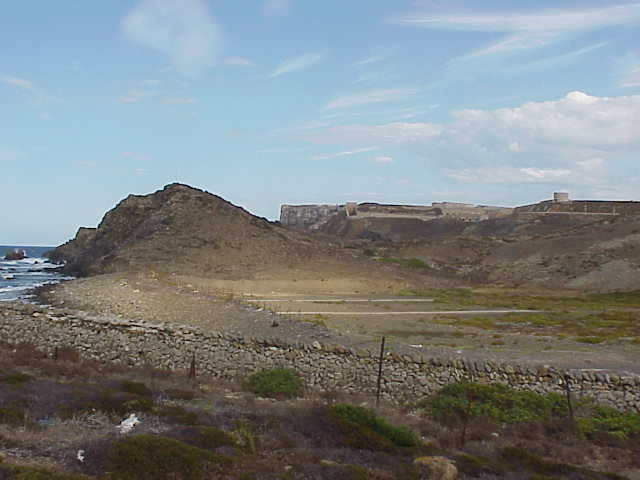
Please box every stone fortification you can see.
[515,192,640,217]
[279,204,341,230]
[516,200,640,216]
[1,301,638,411]
[280,202,513,230]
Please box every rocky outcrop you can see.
[3,249,26,261]
[51,184,315,277]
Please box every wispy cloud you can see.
[310,146,379,161]
[354,55,385,66]
[117,90,159,103]
[501,42,608,74]
[163,97,198,104]
[0,73,34,90]
[393,3,640,60]
[306,91,640,190]
[392,4,640,32]
[372,155,394,164]
[122,0,221,75]
[323,88,419,110]
[618,53,640,87]
[224,56,256,67]
[264,0,292,16]
[268,52,325,78]
[0,73,62,105]
[0,146,25,163]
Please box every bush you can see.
[244,368,304,399]
[0,407,28,427]
[119,380,152,397]
[155,405,200,425]
[168,426,238,451]
[0,372,33,386]
[330,403,421,450]
[108,434,232,480]
[419,382,567,424]
[577,405,640,439]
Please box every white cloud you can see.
[372,155,394,164]
[122,0,221,76]
[268,52,325,78]
[123,152,152,162]
[264,0,292,16]
[307,122,443,145]
[0,74,34,90]
[354,55,385,66]
[323,88,419,110]
[0,73,62,105]
[305,91,640,188]
[224,56,256,68]
[0,146,25,163]
[118,90,159,103]
[392,4,640,32]
[394,4,640,60]
[164,97,198,104]
[310,146,379,161]
[622,67,640,87]
[446,166,572,184]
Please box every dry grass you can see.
[0,341,637,479]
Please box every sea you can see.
[0,245,73,302]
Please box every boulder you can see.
[4,249,26,261]
[413,456,458,480]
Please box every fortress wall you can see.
[2,301,639,411]
[280,204,340,229]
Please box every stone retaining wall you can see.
[1,302,638,411]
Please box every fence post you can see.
[376,337,386,406]
[188,352,196,380]
[563,374,575,427]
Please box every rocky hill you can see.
[51,184,318,278]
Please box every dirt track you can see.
[37,272,640,375]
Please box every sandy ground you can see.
[37,272,640,375]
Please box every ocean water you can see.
[0,245,73,302]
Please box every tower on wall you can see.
[553,192,570,203]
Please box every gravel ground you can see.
[35,272,640,375]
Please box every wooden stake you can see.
[376,336,386,406]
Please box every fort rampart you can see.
[1,301,638,411]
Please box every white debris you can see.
[409,344,423,348]
[77,450,85,462]
[117,413,140,434]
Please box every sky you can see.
[1,0,639,245]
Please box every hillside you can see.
[50,184,320,278]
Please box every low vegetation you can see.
[0,343,637,479]
[244,367,304,399]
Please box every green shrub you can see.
[330,403,421,450]
[1,372,33,386]
[108,434,231,480]
[576,405,640,439]
[0,407,28,427]
[0,462,89,479]
[120,380,152,396]
[244,368,304,399]
[380,257,431,269]
[419,382,567,424]
[155,405,200,425]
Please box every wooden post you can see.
[188,352,196,380]
[376,337,386,406]
[563,374,575,426]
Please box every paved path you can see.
[276,309,540,315]
[248,298,434,303]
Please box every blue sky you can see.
[1,0,639,245]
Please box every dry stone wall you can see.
[1,301,638,411]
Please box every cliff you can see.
[51,184,315,277]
